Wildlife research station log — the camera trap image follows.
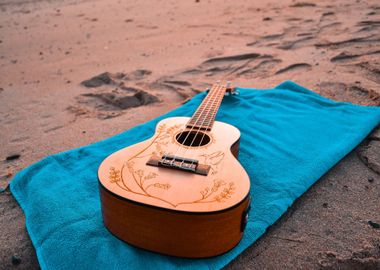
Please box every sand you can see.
[0,0,379,269]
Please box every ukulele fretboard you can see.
[186,83,230,131]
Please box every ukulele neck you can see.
[186,83,232,131]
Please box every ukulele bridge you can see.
[146,155,210,176]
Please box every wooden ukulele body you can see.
[98,116,251,258]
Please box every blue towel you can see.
[11,81,380,270]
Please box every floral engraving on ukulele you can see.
[108,123,235,207]
[200,151,225,175]
[198,179,235,203]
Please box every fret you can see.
[186,83,228,130]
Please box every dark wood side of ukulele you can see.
[99,139,250,258]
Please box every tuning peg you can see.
[226,82,233,92]
[225,82,239,96]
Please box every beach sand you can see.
[0,0,379,269]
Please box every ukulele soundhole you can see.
[175,130,211,147]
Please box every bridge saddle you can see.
[146,155,210,176]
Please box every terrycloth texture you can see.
[11,81,380,270]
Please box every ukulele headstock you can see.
[212,81,238,95]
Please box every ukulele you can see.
[98,82,251,258]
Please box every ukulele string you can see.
[186,84,226,168]
[160,86,213,165]
[166,82,220,165]
[196,86,225,149]
[178,83,221,160]
[179,83,223,162]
